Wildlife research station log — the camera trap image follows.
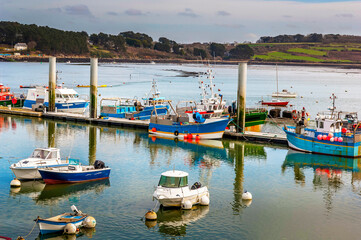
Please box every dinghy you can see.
[153,170,210,209]
[36,205,90,234]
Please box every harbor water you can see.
[1,63,361,239]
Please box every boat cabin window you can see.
[158,175,188,188]
[319,121,324,129]
[31,149,46,159]
[316,121,318,128]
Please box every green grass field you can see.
[254,52,325,62]
[287,48,327,56]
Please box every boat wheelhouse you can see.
[10,148,71,180]
[23,87,89,113]
[153,170,209,208]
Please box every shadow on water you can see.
[145,205,209,237]
[282,150,361,210]
[9,179,110,205]
[35,227,96,240]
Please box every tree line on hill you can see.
[257,33,361,43]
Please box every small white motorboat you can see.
[10,148,72,180]
[272,89,297,98]
[153,170,210,209]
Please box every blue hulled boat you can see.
[149,101,230,139]
[38,160,110,184]
[100,80,169,120]
[284,94,361,158]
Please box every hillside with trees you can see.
[1,22,361,66]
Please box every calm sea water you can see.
[1,62,361,116]
[1,63,361,239]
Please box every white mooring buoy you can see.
[83,216,96,228]
[10,178,21,188]
[181,200,192,210]
[242,190,252,200]
[63,223,77,234]
[200,195,210,206]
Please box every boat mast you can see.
[330,93,336,116]
[207,67,215,99]
[276,64,279,98]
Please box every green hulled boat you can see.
[230,108,268,128]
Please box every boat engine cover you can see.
[94,160,105,169]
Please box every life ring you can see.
[174,130,179,136]
[292,110,297,120]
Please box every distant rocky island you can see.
[1,21,361,67]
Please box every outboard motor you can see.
[192,112,205,123]
[191,182,202,190]
[94,160,105,169]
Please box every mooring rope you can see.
[18,218,38,239]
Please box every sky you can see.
[0,0,360,43]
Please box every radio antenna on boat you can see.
[329,93,337,116]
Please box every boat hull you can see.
[149,118,230,140]
[261,101,288,106]
[39,168,111,184]
[11,168,42,180]
[157,191,209,207]
[284,127,361,158]
[24,100,88,114]
[0,99,25,107]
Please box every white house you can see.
[14,43,27,51]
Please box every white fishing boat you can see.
[10,148,71,180]
[23,86,89,113]
[36,205,93,234]
[153,170,210,209]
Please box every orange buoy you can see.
[145,210,157,220]
[188,133,193,139]
[195,135,200,140]
[152,128,156,132]
[183,134,188,139]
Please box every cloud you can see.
[216,23,244,29]
[107,11,118,16]
[217,11,230,16]
[64,4,93,17]
[48,8,62,13]
[125,9,144,16]
[335,13,353,18]
[178,8,198,18]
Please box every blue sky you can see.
[0,0,360,43]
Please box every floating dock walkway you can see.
[0,107,288,145]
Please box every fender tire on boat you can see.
[174,131,179,136]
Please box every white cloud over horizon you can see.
[0,0,360,43]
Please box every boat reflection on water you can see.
[145,205,209,236]
[35,227,96,240]
[9,180,45,198]
[10,179,110,204]
[148,136,229,186]
[37,179,110,204]
[282,150,361,209]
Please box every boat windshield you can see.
[31,149,53,159]
[158,175,188,188]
